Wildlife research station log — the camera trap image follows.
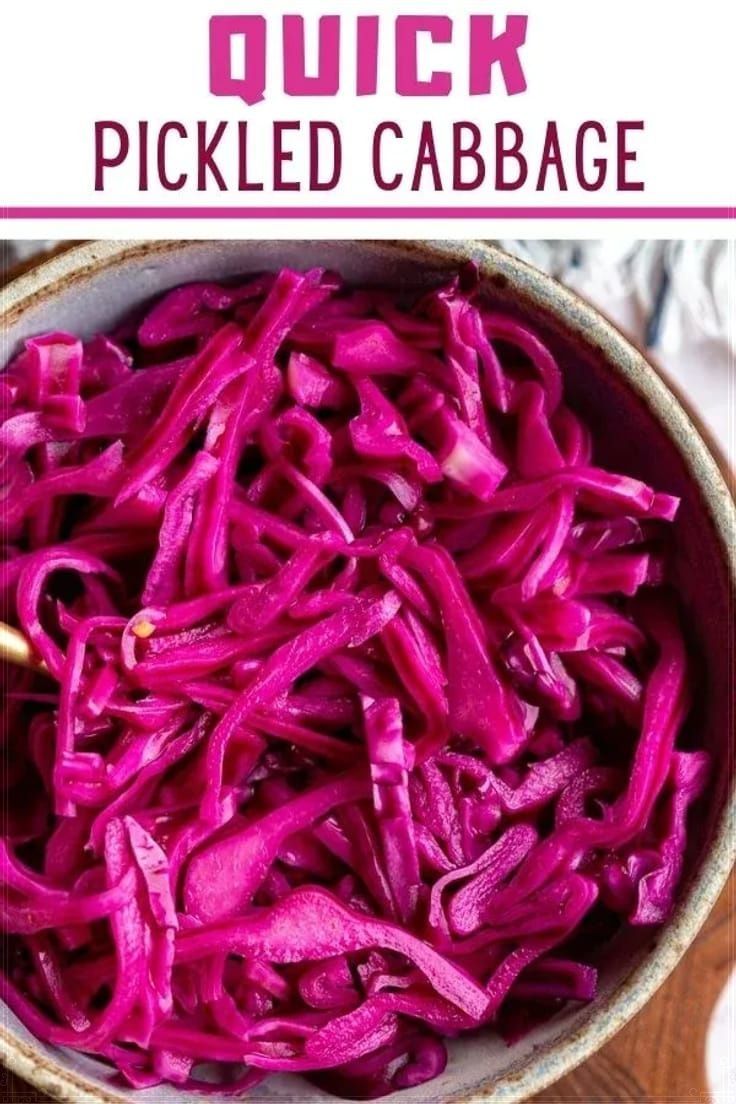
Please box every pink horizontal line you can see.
[3,205,734,219]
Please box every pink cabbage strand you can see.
[0,266,705,1098]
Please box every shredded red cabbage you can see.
[1,267,707,1098]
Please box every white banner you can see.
[0,0,734,236]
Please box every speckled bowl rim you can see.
[1,239,734,1104]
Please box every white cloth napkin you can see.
[707,966,736,1104]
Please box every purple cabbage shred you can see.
[0,266,706,1097]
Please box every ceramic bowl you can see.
[1,239,734,1104]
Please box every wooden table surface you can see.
[2,244,734,1103]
